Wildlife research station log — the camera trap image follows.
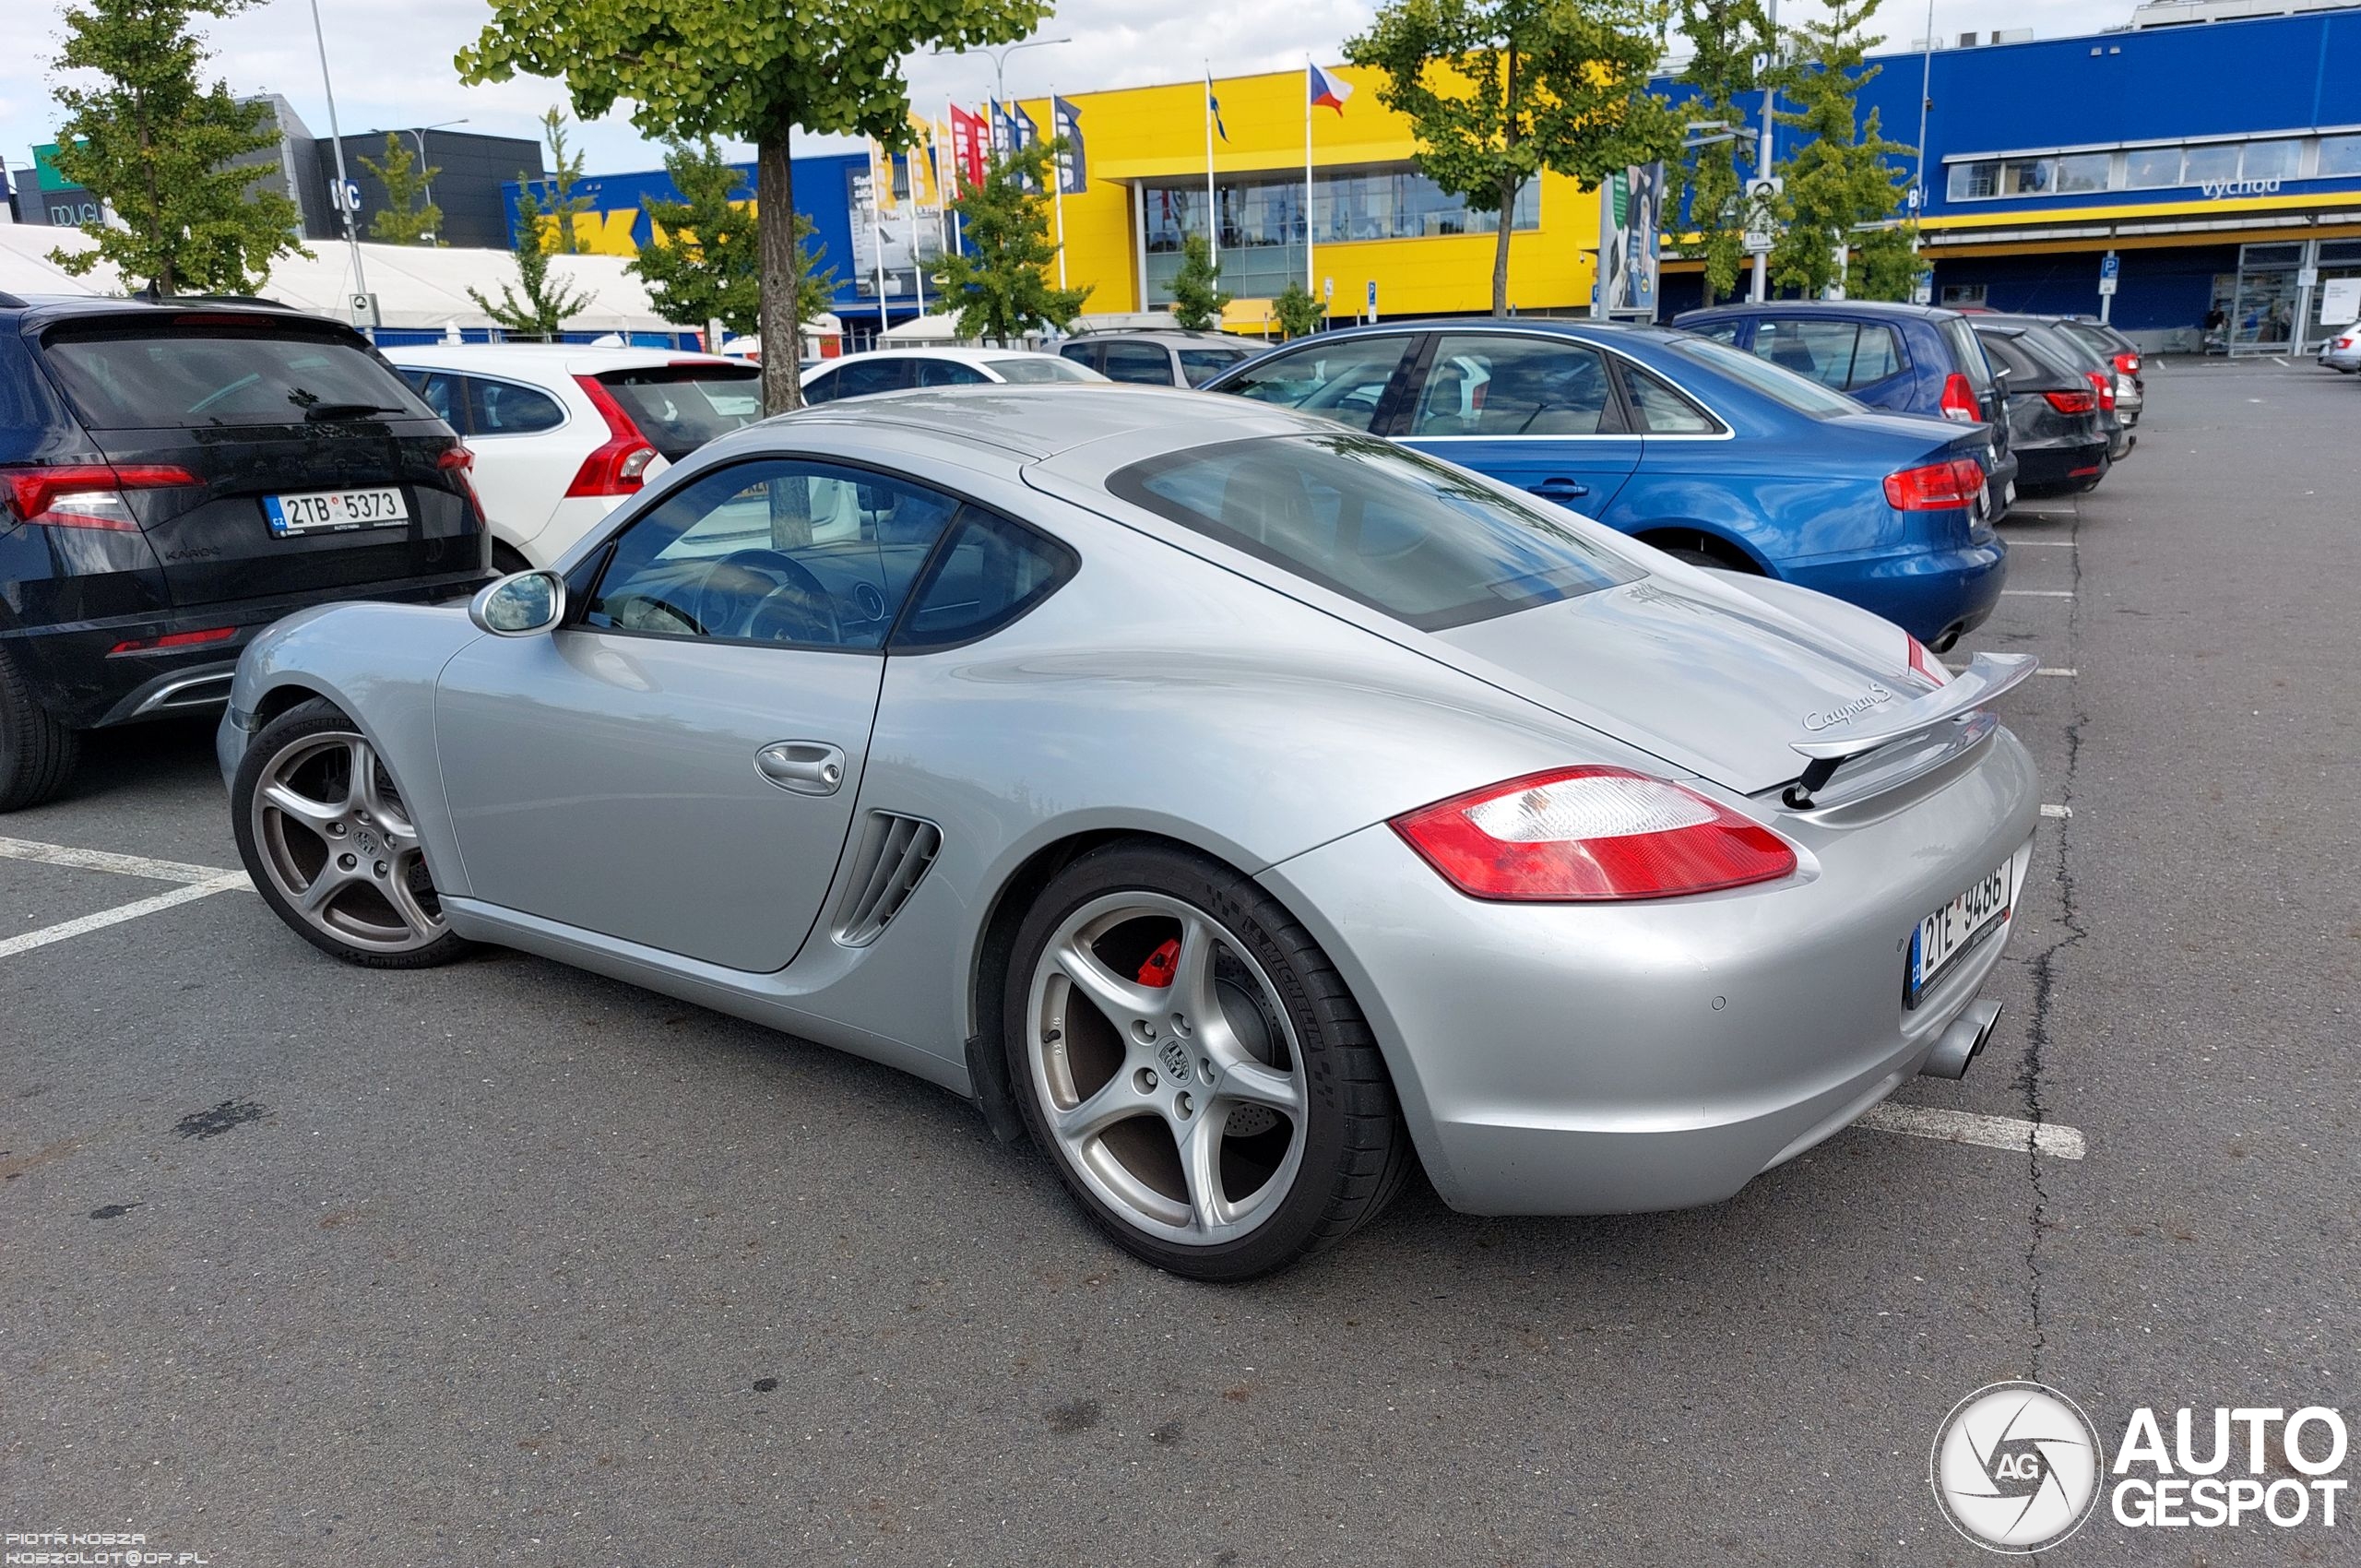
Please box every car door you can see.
[458,373,575,544]
[433,456,966,972]
[1394,333,1641,513]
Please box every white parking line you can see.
[0,873,251,960]
[2041,803,2073,819]
[2011,540,2078,547]
[0,835,238,885]
[1857,1103,2087,1160]
[2036,667,2079,677]
[2001,589,2075,598]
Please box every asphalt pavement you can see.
[3,361,2355,1565]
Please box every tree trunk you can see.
[1492,47,1519,316]
[757,130,803,414]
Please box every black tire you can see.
[490,540,534,576]
[1003,839,1411,1281]
[231,698,471,969]
[0,644,80,812]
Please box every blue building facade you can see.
[1659,5,2361,350]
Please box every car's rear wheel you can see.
[1005,842,1410,1281]
[0,646,79,813]
[231,699,469,968]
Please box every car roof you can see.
[1067,329,1257,348]
[1677,300,1961,323]
[814,345,1067,367]
[1,292,357,337]
[380,342,740,374]
[761,382,1331,464]
[1293,315,1712,353]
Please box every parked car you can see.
[800,347,1104,403]
[219,385,2039,1280]
[0,293,488,810]
[1202,319,2007,647]
[385,344,762,572]
[2048,316,2145,425]
[2319,324,2361,373]
[1969,322,2112,495]
[1672,300,2018,517]
[1972,315,2135,465]
[1059,328,1258,387]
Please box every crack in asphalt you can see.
[2010,496,2092,1380]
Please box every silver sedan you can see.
[218,386,2040,1280]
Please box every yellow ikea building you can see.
[1005,65,1605,326]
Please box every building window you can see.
[1940,283,1988,308]
[1948,161,1999,200]
[2053,153,2112,194]
[1999,158,2052,195]
[1142,164,1538,258]
[2181,144,2240,184]
[2122,147,2183,189]
[2320,135,2361,177]
[2240,138,2302,181]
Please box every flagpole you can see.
[908,146,928,317]
[1304,60,1315,299]
[943,101,960,258]
[1204,63,1218,270]
[1051,88,1068,291]
[869,150,890,340]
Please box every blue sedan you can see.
[1200,319,2008,648]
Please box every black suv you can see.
[0,294,489,809]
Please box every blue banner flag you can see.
[1052,96,1086,194]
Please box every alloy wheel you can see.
[248,730,446,954]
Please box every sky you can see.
[5,0,2143,185]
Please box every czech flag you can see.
[1309,62,1354,115]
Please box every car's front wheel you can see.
[1004,841,1411,1281]
[231,698,469,968]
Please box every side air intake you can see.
[833,812,943,947]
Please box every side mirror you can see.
[469,570,566,636]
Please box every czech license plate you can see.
[265,487,409,536]
[1906,861,2011,1007]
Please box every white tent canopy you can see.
[0,226,685,336]
[878,313,965,343]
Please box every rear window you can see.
[42,326,433,430]
[595,367,761,459]
[1941,319,1999,399]
[988,356,1095,384]
[1108,433,1639,631]
[1669,337,1862,418]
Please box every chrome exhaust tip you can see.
[1920,999,2003,1080]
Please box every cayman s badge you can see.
[1801,683,1894,732]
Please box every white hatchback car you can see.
[384,344,763,570]
[799,346,1104,403]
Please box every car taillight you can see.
[1390,766,1797,902]
[1884,457,1987,511]
[2042,388,2097,414]
[1906,634,1952,687]
[2086,370,2116,411]
[0,463,199,531]
[566,376,658,497]
[2112,350,2141,377]
[108,625,238,656]
[1938,372,1981,422]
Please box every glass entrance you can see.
[2225,242,2301,353]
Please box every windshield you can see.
[989,356,1095,384]
[42,327,433,429]
[595,367,763,459]
[1669,337,1863,418]
[1108,433,1640,631]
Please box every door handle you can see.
[1530,477,1590,500]
[754,741,846,796]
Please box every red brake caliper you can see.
[1137,937,1180,988]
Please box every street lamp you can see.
[409,118,467,241]
[301,0,369,332]
[930,34,1073,104]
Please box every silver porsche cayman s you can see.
[219,386,2039,1280]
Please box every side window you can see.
[892,510,1076,650]
[1217,337,1408,432]
[1751,319,1860,389]
[815,357,912,401]
[466,375,565,434]
[1177,349,1247,386]
[1848,325,1905,388]
[1099,342,1173,385]
[400,370,463,430]
[916,359,988,386]
[1619,364,1722,434]
[1411,335,1617,437]
[1689,319,1743,345]
[582,459,961,651]
[1058,341,1099,371]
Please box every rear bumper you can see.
[6,568,490,729]
[1260,729,2043,1215]
[1785,534,2007,647]
[2013,439,2112,493]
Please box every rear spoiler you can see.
[1783,651,2037,807]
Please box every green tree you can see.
[1272,279,1326,339]
[1767,0,1913,300]
[459,0,1047,413]
[1167,234,1230,331]
[631,139,836,342]
[45,0,307,295]
[469,185,596,339]
[1673,0,1772,303]
[536,107,593,254]
[931,139,1089,345]
[359,133,444,245]
[1347,0,1677,315]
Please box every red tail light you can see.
[1,464,199,531]
[1884,457,1987,511]
[108,625,238,656]
[566,376,658,497]
[1938,372,1981,422]
[2112,350,2141,377]
[2042,388,2097,414]
[1390,766,1797,902]
[2086,370,2116,411]
[1906,635,1952,687]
